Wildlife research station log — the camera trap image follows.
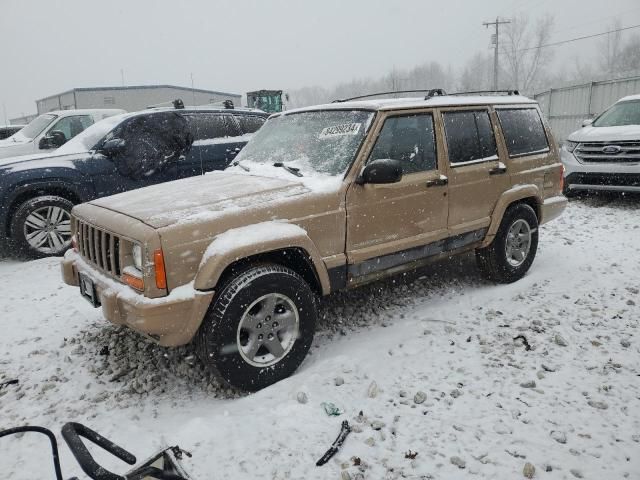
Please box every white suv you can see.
[0,109,125,160]
[561,94,640,194]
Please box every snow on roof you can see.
[618,93,640,102]
[283,94,536,115]
[40,108,126,116]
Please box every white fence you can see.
[534,75,640,141]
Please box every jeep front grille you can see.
[575,141,640,163]
[76,220,122,277]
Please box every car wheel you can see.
[196,264,317,391]
[476,203,539,283]
[10,196,74,259]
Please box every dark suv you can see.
[0,105,269,258]
[0,125,25,140]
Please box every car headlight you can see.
[562,140,578,153]
[132,244,143,270]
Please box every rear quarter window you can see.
[496,108,549,157]
[236,115,267,134]
[185,113,240,141]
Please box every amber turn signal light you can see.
[123,272,144,291]
[154,249,167,289]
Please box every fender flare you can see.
[481,185,542,247]
[194,221,331,295]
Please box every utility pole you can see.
[483,17,511,90]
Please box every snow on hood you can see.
[568,124,640,142]
[88,171,313,229]
[0,150,81,170]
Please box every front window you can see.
[11,114,57,140]
[48,115,94,143]
[235,110,374,177]
[592,100,640,127]
[56,113,129,155]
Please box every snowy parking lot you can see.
[1,195,639,480]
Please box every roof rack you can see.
[146,98,185,109]
[332,89,447,103]
[450,90,521,96]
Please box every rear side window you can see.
[496,108,549,157]
[443,110,497,165]
[185,113,240,141]
[368,113,437,174]
[236,115,266,134]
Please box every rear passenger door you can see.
[441,107,510,236]
[180,113,242,178]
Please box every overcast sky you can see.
[2,0,639,120]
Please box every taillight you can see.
[560,164,565,193]
[154,249,167,290]
[71,234,78,252]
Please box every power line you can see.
[514,23,640,53]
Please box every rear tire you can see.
[10,196,74,259]
[476,203,538,283]
[195,264,316,391]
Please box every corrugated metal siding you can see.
[534,76,640,141]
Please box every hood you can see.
[0,151,87,170]
[568,124,640,142]
[89,171,311,229]
[0,138,34,159]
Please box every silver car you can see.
[561,94,640,195]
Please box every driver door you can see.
[345,111,449,277]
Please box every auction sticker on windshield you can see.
[319,123,361,138]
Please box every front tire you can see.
[10,196,74,259]
[476,203,539,283]
[196,264,317,391]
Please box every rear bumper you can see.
[61,252,214,347]
[539,195,567,224]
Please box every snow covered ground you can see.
[1,195,639,480]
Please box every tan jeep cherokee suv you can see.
[61,90,567,391]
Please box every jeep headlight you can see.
[562,140,578,153]
[132,244,143,271]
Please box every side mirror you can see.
[39,130,67,149]
[582,118,593,127]
[357,158,403,185]
[99,138,126,157]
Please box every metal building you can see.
[34,85,242,115]
[534,75,640,141]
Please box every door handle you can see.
[426,176,448,187]
[489,166,507,175]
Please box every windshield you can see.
[55,113,130,155]
[10,114,57,141]
[234,110,374,176]
[592,100,640,127]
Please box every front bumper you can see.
[561,148,640,192]
[61,252,214,347]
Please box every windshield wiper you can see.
[232,160,250,172]
[273,162,303,177]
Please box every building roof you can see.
[36,85,241,102]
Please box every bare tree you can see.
[459,52,493,91]
[500,13,554,93]
[618,34,640,75]
[598,19,624,76]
